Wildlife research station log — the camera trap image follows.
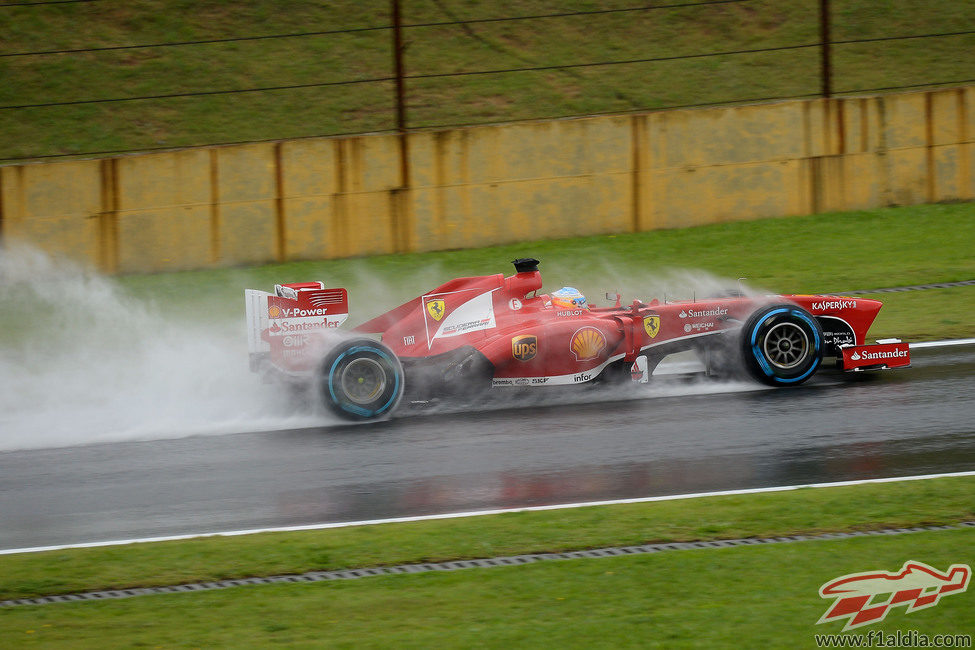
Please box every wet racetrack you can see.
[1,343,973,551]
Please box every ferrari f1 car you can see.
[245,259,910,421]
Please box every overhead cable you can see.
[1,0,751,58]
[0,0,97,6]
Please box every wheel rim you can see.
[340,357,387,404]
[762,322,809,369]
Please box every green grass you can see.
[107,202,975,341]
[2,202,971,347]
[1,532,972,648]
[863,287,975,341]
[0,487,972,648]
[0,475,972,602]
[1,0,973,160]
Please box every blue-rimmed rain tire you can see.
[319,338,404,421]
[740,304,823,386]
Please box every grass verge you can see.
[0,529,971,648]
[109,202,975,341]
[0,475,972,602]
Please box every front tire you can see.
[740,304,823,386]
[319,338,404,421]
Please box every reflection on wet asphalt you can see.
[1,344,973,549]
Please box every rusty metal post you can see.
[392,0,408,136]
[819,0,832,98]
[391,0,412,252]
[98,158,119,273]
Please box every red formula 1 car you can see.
[245,259,910,421]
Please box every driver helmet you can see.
[551,286,589,311]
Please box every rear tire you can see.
[740,304,823,386]
[319,338,404,421]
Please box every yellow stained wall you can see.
[114,148,211,272]
[408,116,633,252]
[0,159,105,267]
[1,86,972,274]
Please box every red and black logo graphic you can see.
[818,560,971,631]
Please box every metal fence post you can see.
[392,0,408,135]
[391,0,412,252]
[820,0,832,98]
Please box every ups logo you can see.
[511,335,537,361]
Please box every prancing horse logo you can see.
[644,315,660,338]
[426,299,446,322]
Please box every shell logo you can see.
[268,305,282,318]
[570,326,606,361]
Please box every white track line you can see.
[910,338,975,349]
[3,470,974,556]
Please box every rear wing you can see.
[245,282,349,372]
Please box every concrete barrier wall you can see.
[1,86,972,274]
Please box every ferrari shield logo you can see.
[643,315,660,338]
[426,299,446,322]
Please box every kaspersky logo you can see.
[817,561,971,631]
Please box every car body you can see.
[245,259,910,420]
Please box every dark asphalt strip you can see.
[3,522,973,609]
[835,279,975,294]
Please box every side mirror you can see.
[605,292,622,308]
